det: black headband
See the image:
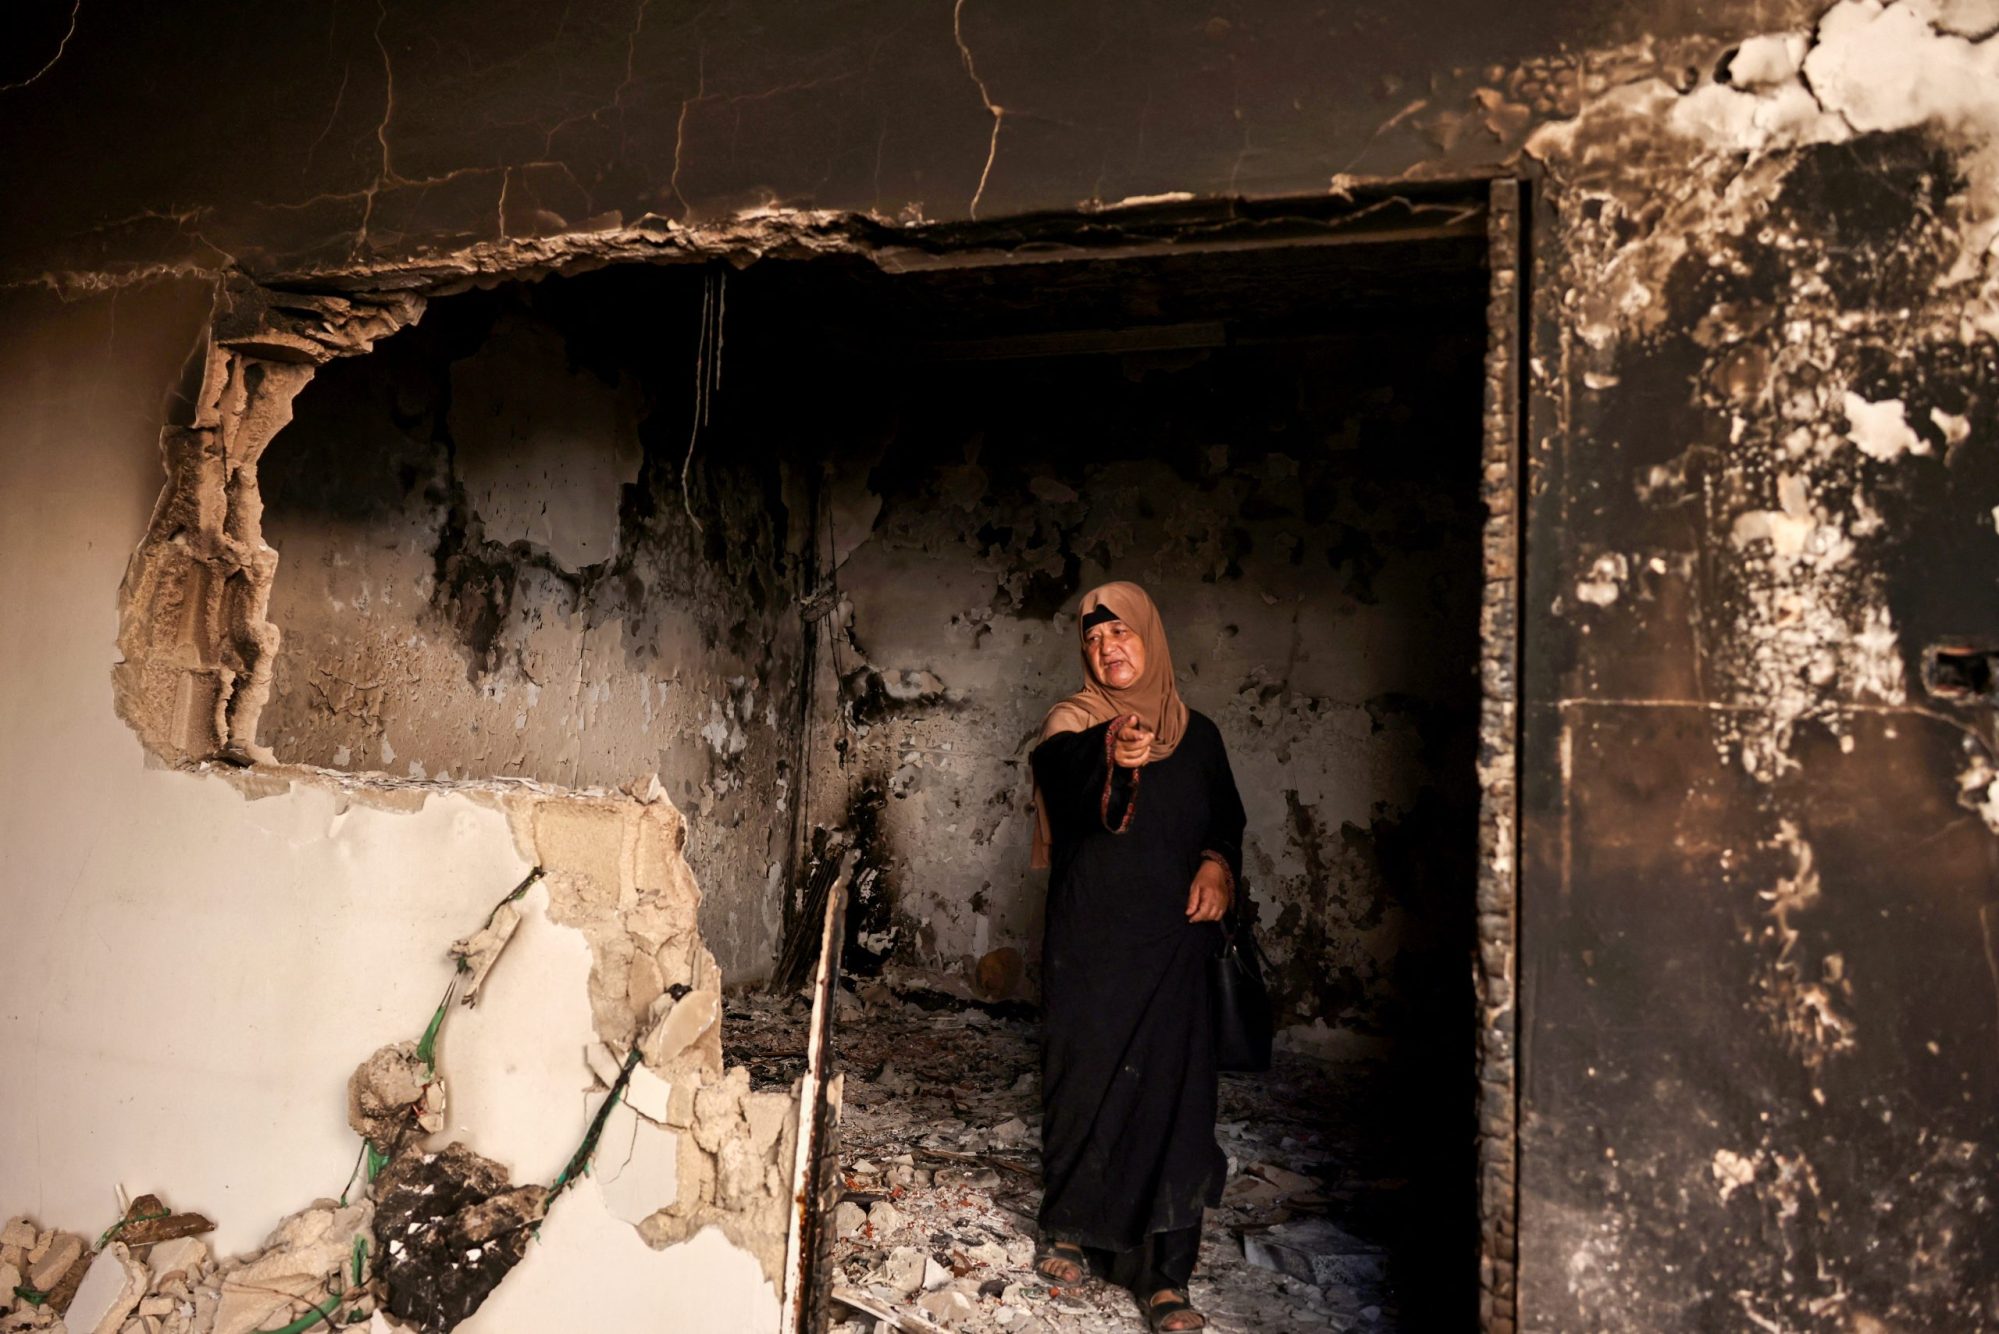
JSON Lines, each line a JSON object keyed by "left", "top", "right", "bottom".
{"left": 1081, "top": 604, "right": 1121, "bottom": 631}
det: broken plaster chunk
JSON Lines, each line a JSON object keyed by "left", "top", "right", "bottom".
{"left": 641, "top": 989, "right": 720, "bottom": 1072}
{"left": 0, "top": 1218, "right": 35, "bottom": 1250}
{"left": 142, "top": 1237, "right": 209, "bottom": 1286}
{"left": 623, "top": 1062, "right": 674, "bottom": 1123}
{"left": 690, "top": 1064, "right": 750, "bottom": 1153}
{"left": 64, "top": 1243, "right": 148, "bottom": 1334}
{"left": 449, "top": 901, "right": 525, "bottom": 1005}
{"left": 663, "top": 1131, "right": 716, "bottom": 1218}
{"left": 664, "top": 1070, "right": 700, "bottom": 1128}
{"left": 585, "top": 1041, "right": 624, "bottom": 1089}
{"left": 348, "top": 1040, "right": 443, "bottom": 1146}
{"left": 742, "top": 1091, "right": 793, "bottom": 1159}
{"left": 919, "top": 1287, "right": 978, "bottom": 1325}
{"left": 833, "top": 1201, "right": 868, "bottom": 1239}
{"left": 26, "top": 1232, "right": 84, "bottom": 1293}
{"left": 209, "top": 1200, "right": 372, "bottom": 1334}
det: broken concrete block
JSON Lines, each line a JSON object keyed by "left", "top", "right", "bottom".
{"left": 832, "top": 1201, "right": 867, "bottom": 1239}
{"left": 640, "top": 989, "right": 720, "bottom": 1069}
{"left": 348, "top": 1040, "right": 441, "bottom": 1146}
{"left": 374, "top": 1143, "right": 545, "bottom": 1332}
{"left": 64, "top": 1243, "right": 148, "bottom": 1334}
{"left": 869, "top": 1200, "right": 904, "bottom": 1236}
{"left": 27, "top": 1231, "right": 84, "bottom": 1293}
{"left": 922, "top": 1256, "right": 952, "bottom": 1290}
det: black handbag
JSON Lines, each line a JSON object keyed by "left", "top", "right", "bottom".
{"left": 1211, "top": 901, "right": 1273, "bottom": 1073}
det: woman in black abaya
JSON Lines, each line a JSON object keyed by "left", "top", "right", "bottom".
{"left": 1028, "top": 581, "right": 1245, "bottom": 1333}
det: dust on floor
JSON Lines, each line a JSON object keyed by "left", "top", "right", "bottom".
{"left": 725, "top": 987, "right": 1405, "bottom": 1333}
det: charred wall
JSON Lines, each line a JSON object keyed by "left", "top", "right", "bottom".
{"left": 256, "top": 269, "right": 809, "bottom": 979}
{"left": 1518, "top": 9, "right": 1999, "bottom": 1329}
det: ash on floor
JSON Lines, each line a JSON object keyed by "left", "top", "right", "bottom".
{"left": 725, "top": 987, "right": 1411, "bottom": 1333}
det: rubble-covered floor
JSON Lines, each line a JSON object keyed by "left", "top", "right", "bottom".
{"left": 727, "top": 987, "right": 1435, "bottom": 1334}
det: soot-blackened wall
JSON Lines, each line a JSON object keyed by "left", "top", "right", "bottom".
{"left": 257, "top": 270, "right": 810, "bottom": 980}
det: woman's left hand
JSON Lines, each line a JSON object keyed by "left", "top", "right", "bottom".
{"left": 1185, "top": 858, "right": 1232, "bottom": 922}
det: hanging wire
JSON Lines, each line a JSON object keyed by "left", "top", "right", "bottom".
{"left": 681, "top": 268, "right": 727, "bottom": 533}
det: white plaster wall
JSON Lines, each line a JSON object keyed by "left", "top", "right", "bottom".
{"left": 0, "top": 284, "right": 524, "bottom": 1255}
{"left": 0, "top": 285, "right": 783, "bottom": 1332}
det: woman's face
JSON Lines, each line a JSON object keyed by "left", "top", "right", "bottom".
{"left": 1084, "top": 617, "right": 1146, "bottom": 689}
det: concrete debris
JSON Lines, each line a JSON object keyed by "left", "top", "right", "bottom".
{"left": 105, "top": 1210, "right": 213, "bottom": 1251}
{"left": 639, "top": 988, "right": 720, "bottom": 1069}
{"left": 26, "top": 1232, "right": 84, "bottom": 1296}
{"left": 372, "top": 1142, "right": 546, "bottom": 1333}
{"left": 348, "top": 1041, "right": 446, "bottom": 1148}
{"left": 449, "top": 900, "right": 527, "bottom": 1006}
{"left": 725, "top": 988, "right": 1401, "bottom": 1332}
{"left": 194, "top": 1198, "right": 373, "bottom": 1334}
{"left": 63, "top": 1242, "right": 147, "bottom": 1334}
{"left": 0, "top": 1200, "right": 222, "bottom": 1334}
{"left": 141, "top": 1238, "right": 208, "bottom": 1287}
{"left": 1241, "top": 1220, "right": 1388, "bottom": 1291}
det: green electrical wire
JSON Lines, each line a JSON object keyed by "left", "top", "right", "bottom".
{"left": 97, "top": 1206, "right": 170, "bottom": 1248}
{"left": 351, "top": 1236, "right": 368, "bottom": 1287}
{"left": 252, "top": 1293, "right": 341, "bottom": 1334}
{"left": 548, "top": 1046, "right": 644, "bottom": 1198}
{"left": 415, "top": 978, "right": 455, "bottom": 1073}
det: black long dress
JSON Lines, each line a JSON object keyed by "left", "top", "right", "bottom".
{"left": 1030, "top": 710, "right": 1246, "bottom": 1254}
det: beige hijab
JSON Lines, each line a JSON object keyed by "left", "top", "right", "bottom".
{"left": 1030, "top": 582, "right": 1190, "bottom": 868}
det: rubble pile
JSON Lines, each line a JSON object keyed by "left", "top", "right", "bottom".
{"left": 1, "top": 1195, "right": 238, "bottom": 1334}
{"left": 725, "top": 986, "right": 1404, "bottom": 1333}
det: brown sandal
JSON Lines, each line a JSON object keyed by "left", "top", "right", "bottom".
{"left": 1034, "top": 1238, "right": 1086, "bottom": 1285}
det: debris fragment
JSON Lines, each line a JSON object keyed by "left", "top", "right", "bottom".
{"left": 372, "top": 1143, "right": 546, "bottom": 1333}
{"left": 347, "top": 1041, "right": 446, "bottom": 1149}
{"left": 449, "top": 868, "right": 544, "bottom": 1005}
{"left": 195, "top": 1198, "right": 372, "bottom": 1334}
{"left": 100, "top": 1196, "right": 213, "bottom": 1250}
{"left": 62, "top": 1242, "right": 146, "bottom": 1334}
